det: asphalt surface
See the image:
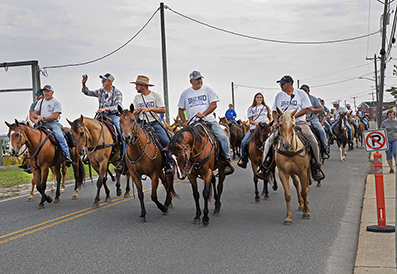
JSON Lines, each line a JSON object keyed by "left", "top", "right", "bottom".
{"left": 0, "top": 142, "right": 370, "bottom": 274}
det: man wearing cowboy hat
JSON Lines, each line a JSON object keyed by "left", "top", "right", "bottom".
{"left": 131, "top": 75, "right": 173, "bottom": 176}
{"left": 177, "top": 70, "right": 234, "bottom": 175}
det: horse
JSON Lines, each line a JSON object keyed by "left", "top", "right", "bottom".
{"left": 166, "top": 121, "right": 226, "bottom": 226}
{"left": 333, "top": 113, "right": 349, "bottom": 162}
{"left": 247, "top": 122, "right": 278, "bottom": 201}
{"left": 275, "top": 108, "right": 311, "bottom": 225}
{"left": 346, "top": 113, "right": 356, "bottom": 150}
{"left": 218, "top": 118, "right": 230, "bottom": 143}
{"left": 355, "top": 117, "right": 365, "bottom": 148}
{"left": 240, "top": 120, "right": 250, "bottom": 135}
{"left": 165, "top": 116, "right": 183, "bottom": 134}
{"left": 67, "top": 114, "right": 122, "bottom": 208}
{"left": 5, "top": 120, "right": 84, "bottom": 208}
{"left": 117, "top": 105, "right": 178, "bottom": 222}
{"left": 219, "top": 117, "right": 244, "bottom": 160}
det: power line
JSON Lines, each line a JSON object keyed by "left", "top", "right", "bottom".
{"left": 42, "top": 7, "right": 160, "bottom": 70}
{"left": 165, "top": 5, "right": 381, "bottom": 45}
{"left": 303, "top": 63, "right": 371, "bottom": 81}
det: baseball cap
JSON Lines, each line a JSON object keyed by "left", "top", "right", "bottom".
{"left": 43, "top": 85, "right": 54, "bottom": 92}
{"left": 99, "top": 73, "right": 115, "bottom": 82}
{"left": 300, "top": 84, "right": 310, "bottom": 91}
{"left": 333, "top": 101, "right": 339, "bottom": 105}
{"left": 276, "top": 75, "right": 294, "bottom": 84}
{"left": 36, "top": 89, "right": 44, "bottom": 96}
{"left": 189, "top": 71, "right": 204, "bottom": 80}
{"left": 346, "top": 104, "right": 350, "bottom": 107}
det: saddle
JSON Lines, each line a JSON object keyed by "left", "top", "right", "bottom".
{"left": 95, "top": 113, "right": 122, "bottom": 158}
{"left": 141, "top": 122, "right": 168, "bottom": 168}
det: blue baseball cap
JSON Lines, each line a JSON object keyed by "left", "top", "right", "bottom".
{"left": 277, "top": 75, "right": 294, "bottom": 84}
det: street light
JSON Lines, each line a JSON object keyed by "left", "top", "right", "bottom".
{"left": 358, "top": 76, "right": 375, "bottom": 82}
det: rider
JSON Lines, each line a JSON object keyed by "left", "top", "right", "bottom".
{"left": 346, "top": 104, "right": 358, "bottom": 137}
{"left": 319, "top": 98, "right": 333, "bottom": 135}
{"left": 255, "top": 75, "right": 325, "bottom": 182}
{"left": 32, "top": 85, "right": 73, "bottom": 167}
{"left": 300, "top": 85, "right": 329, "bottom": 158}
{"left": 331, "top": 101, "right": 353, "bottom": 147}
{"left": 237, "top": 92, "right": 271, "bottom": 168}
{"left": 81, "top": 73, "right": 126, "bottom": 171}
{"left": 356, "top": 105, "right": 369, "bottom": 129}
{"left": 225, "top": 104, "right": 238, "bottom": 124}
{"left": 131, "top": 75, "right": 173, "bottom": 176}
{"left": 177, "top": 70, "right": 234, "bottom": 175}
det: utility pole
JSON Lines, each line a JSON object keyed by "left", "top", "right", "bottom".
{"left": 351, "top": 96, "right": 358, "bottom": 110}
{"left": 378, "top": 0, "right": 389, "bottom": 129}
{"left": 160, "top": 3, "right": 170, "bottom": 124}
{"left": 231, "top": 82, "right": 235, "bottom": 110}
{"left": 369, "top": 91, "right": 375, "bottom": 102}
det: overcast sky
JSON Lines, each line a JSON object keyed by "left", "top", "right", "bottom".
{"left": 0, "top": 0, "right": 394, "bottom": 134}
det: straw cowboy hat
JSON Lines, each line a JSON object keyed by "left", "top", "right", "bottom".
{"left": 130, "top": 75, "right": 154, "bottom": 86}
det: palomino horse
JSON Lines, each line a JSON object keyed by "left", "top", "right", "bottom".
{"left": 118, "top": 105, "right": 178, "bottom": 222}
{"left": 248, "top": 122, "right": 278, "bottom": 201}
{"left": 219, "top": 117, "right": 244, "bottom": 160}
{"left": 6, "top": 121, "right": 84, "bottom": 208}
{"left": 67, "top": 114, "right": 122, "bottom": 208}
{"left": 355, "top": 117, "right": 365, "bottom": 148}
{"left": 275, "top": 108, "right": 311, "bottom": 225}
{"left": 334, "top": 113, "right": 349, "bottom": 162}
{"left": 166, "top": 121, "right": 226, "bottom": 226}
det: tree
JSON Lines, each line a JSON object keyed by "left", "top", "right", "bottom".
{"left": 386, "top": 65, "right": 397, "bottom": 97}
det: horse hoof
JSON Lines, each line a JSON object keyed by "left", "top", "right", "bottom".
{"left": 255, "top": 197, "right": 261, "bottom": 202}
{"left": 116, "top": 189, "right": 122, "bottom": 197}
{"left": 38, "top": 204, "right": 45, "bottom": 209}
{"left": 51, "top": 189, "right": 56, "bottom": 193}
{"left": 168, "top": 203, "right": 173, "bottom": 209}
{"left": 54, "top": 198, "right": 60, "bottom": 203}
{"left": 261, "top": 191, "right": 266, "bottom": 195}
{"left": 193, "top": 218, "right": 201, "bottom": 225}
{"left": 139, "top": 216, "right": 146, "bottom": 223}
{"left": 284, "top": 220, "right": 292, "bottom": 226}
{"left": 298, "top": 206, "right": 303, "bottom": 211}
{"left": 60, "top": 188, "right": 64, "bottom": 193}
{"left": 272, "top": 185, "right": 278, "bottom": 191}
{"left": 124, "top": 193, "right": 130, "bottom": 198}
{"left": 213, "top": 209, "right": 220, "bottom": 216}
{"left": 202, "top": 219, "right": 210, "bottom": 226}
{"left": 92, "top": 203, "right": 99, "bottom": 209}
{"left": 263, "top": 196, "right": 270, "bottom": 201}
{"left": 162, "top": 208, "right": 169, "bottom": 215}
{"left": 46, "top": 196, "right": 53, "bottom": 204}
{"left": 303, "top": 213, "right": 310, "bottom": 219}
{"left": 27, "top": 197, "right": 34, "bottom": 202}
{"left": 105, "top": 197, "right": 112, "bottom": 203}
{"left": 72, "top": 195, "right": 78, "bottom": 200}
{"left": 317, "top": 182, "right": 321, "bottom": 187}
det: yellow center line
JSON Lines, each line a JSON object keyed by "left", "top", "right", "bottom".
{"left": 0, "top": 179, "right": 186, "bottom": 244}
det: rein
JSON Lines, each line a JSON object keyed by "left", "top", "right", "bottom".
{"left": 275, "top": 126, "right": 308, "bottom": 158}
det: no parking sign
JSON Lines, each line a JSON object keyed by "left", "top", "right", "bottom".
{"left": 363, "top": 129, "right": 389, "bottom": 152}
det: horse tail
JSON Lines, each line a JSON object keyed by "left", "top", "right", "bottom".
{"left": 76, "top": 157, "right": 86, "bottom": 188}
{"left": 168, "top": 178, "right": 180, "bottom": 199}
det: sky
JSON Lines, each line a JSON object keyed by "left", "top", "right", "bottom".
{"left": 0, "top": 0, "right": 395, "bottom": 134}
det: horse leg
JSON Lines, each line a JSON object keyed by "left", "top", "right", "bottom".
{"left": 50, "top": 169, "right": 56, "bottom": 193}
{"left": 150, "top": 174, "right": 168, "bottom": 214}
{"left": 300, "top": 171, "right": 310, "bottom": 219}
{"left": 135, "top": 180, "right": 146, "bottom": 222}
{"left": 253, "top": 174, "right": 261, "bottom": 202}
{"left": 103, "top": 176, "right": 111, "bottom": 203}
{"left": 339, "top": 145, "right": 344, "bottom": 162}
{"left": 28, "top": 177, "right": 35, "bottom": 202}
{"left": 291, "top": 174, "right": 303, "bottom": 211}
{"left": 161, "top": 172, "right": 173, "bottom": 209}
{"left": 213, "top": 174, "right": 225, "bottom": 216}
{"left": 61, "top": 163, "right": 67, "bottom": 193}
{"left": 54, "top": 165, "right": 62, "bottom": 203}
{"left": 116, "top": 172, "right": 122, "bottom": 197}
{"left": 190, "top": 177, "right": 201, "bottom": 224}
{"left": 37, "top": 168, "right": 52, "bottom": 209}
{"left": 272, "top": 172, "right": 278, "bottom": 191}
{"left": 124, "top": 173, "right": 131, "bottom": 198}
{"left": 279, "top": 171, "right": 292, "bottom": 225}
{"left": 201, "top": 173, "right": 212, "bottom": 226}
{"left": 93, "top": 177, "right": 103, "bottom": 208}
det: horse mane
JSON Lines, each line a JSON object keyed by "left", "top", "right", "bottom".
{"left": 251, "top": 122, "right": 270, "bottom": 141}
{"left": 169, "top": 123, "right": 206, "bottom": 150}
{"left": 71, "top": 119, "right": 81, "bottom": 133}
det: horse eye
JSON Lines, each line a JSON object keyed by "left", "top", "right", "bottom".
{"left": 15, "top": 133, "right": 19, "bottom": 138}
{"left": 80, "top": 132, "right": 84, "bottom": 137}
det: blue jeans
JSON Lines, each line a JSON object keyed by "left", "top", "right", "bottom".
{"left": 44, "top": 121, "right": 70, "bottom": 158}
{"left": 386, "top": 140, "right": 397, "bottom": 160}
{"left": 209, "top": 121, "right": 231, "bottom": 159}
{"left": 350, "top": 119, "right": 357, "bottom": 136}
{"left": 241, "top": 130, "right": 252, "bottom": 154}
{"left": 324, "top": 120, "right": 332, "bottom": 133}
{"left": 140, "top": 121, "right": 171, "bottom": 163}
{"left": 311, "top": 119, "right": 328, "bottom": 150}
{"left": 108, "top": 114, "right": 126, "bottom": 155}
{"left": 331, "top": 119, "right": 352, "bottom": 139}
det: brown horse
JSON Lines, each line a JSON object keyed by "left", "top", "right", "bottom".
{"left": 355, "top": 117, "right": 365, "bottom": 148}
{"left": 6, "top": 121, "right": 84, "bottom": 208}
{"left": 275, "top": 108, "right": 311, "bottom": 225}
{"left": 219, "top": 117, "right": 244, "bottom": 159}
{"left": 240, "top": 120, "right": 250, "bottom": 135}
{"left": 333, "top": 113, "right": 349, "bottom": 162}
{"left": 346, "top": 113, "right": 355, "bottom": 150}
{"left": 118, "top": 105, "right": 178, "bottom": 222}
{"left": 67, "top": 114, "right": 122, "bottom": 208}
{"left": 248, "top": 122, "right": 278, "bottom": 201}
{"left": 166, "top": 121, "right": 226, "bottom": 226}
{"left": 165, "top": 116, "right": 183, "bottom": 134}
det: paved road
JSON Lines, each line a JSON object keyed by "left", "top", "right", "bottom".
{"left": 0, "top": 142, "right": 370, "bottom": 273}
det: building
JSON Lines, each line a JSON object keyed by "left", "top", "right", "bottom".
{"left": 358, "top": 100, "right": 397, "bottom": 120}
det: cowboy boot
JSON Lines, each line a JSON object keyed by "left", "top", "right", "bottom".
{"left": 18, "top": 158, "right": 29, "bottom": 169}
{"left": 223, "top": 158, "right": 235, "bottom": 175}
{"left": 114, "top": 157, "right": 127, "bottom": 175}
{"left": 312, "top": 163, "right": 325, "bottom": 182}
{"left": 237, "top": 146, "right": 249, "bottom": 169}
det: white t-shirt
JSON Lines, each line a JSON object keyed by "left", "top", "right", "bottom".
{"left": 247, "top": 105, "right": 269, "bottom": 130}
{"left": 333, "top": 106, "right": 347, "bottom": 121}
{"left": 133, "top": 91, "right": 165, "bottom": 123}
{"left": 34, "top": 98, "right": 62, "bottom": 122}
{"left": 178, "top": 85, "right": 219, "bottom": 123}
{"left": 271, "top": 88, "right": 311, "bottom": 122}
{"left": 347, "top": 108, "right": 355, "bottom": 116}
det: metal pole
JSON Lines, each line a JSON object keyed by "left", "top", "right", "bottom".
{"left": 231, "top": 82, "right": 235, "bottom": 110}
{"left": 160, "top": 3, "right": 170, "bottom": 125}
{"left": 31, "top": 61, "right": 39, "bottom": 103}
{"left": 352, "top": 96, "right": 358, "bottom": 110}
{"left": 0, "top": 139, "right": 3, "bottom": 166}
{"left": 379, "top": 0, "right": 389, "bottom": 129}
{"left": 374, "top": 54, "right": 379, "bottom": 127}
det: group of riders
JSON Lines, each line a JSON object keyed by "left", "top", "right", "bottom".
{"left": 19, "top": 71, "right": 370, "bottom": 183}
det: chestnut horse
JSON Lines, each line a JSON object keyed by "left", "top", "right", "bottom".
{"left": 275, "top": 108, "right": 311, "bottom": 225}
{"left": 118, "top": 105, "right": 178, "bottom": 222}
{"left": 6, "top": 121, "right": 84, "bottom": 208}
{"left": 67, "top": 114, "right": 122, "bottom": 208}
{"left": 219, "top": 117, "right": 244, "bottom": 160}
{"left": 355, "top": 117, "right": 365, "bottom": 148}
{"left": 166, "top": 121, "right": 226, "bottom": 226}
{"left": 248, "top": 122, "right": 278, "bottom": 201}
{"left": 334, "top": 113, "right": 349, "bottom": 162}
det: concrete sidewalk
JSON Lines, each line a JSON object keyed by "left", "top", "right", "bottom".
{"left": 354, "top": 151, "right": 397, "bottom": 273}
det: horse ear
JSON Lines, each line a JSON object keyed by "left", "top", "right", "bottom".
{"left": 117, "top": 105, "right": 123, "bottom": 115}
{"left": 291, "top": 107, "right": 298, "bottom": 117}
{"left": 15, "top": 119, "right": 19, "bottom": 126}
{"left": 129, "top": 103, "right": 135, "bottom": 113}
{"left": 5, "top": 121, "right": 11, "bottom": 128}
{"left": 276, "top": 107, "right": 283, "bottom": 116}
{"left": 79, "top": 115, "right": 84, "bottom": 123}
{"left": 66, "top": 118, "right": 73, "bottom": 126}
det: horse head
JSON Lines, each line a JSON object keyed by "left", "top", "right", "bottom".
{"left": 276, "top": 107, "right": 298, "bottom": 152}
{"left": 219, "top": 117, "right": 230, "bottom": 125}
{"left": 257, "top": 122, "right": 271, "bottom": 143}
{"left": 67, "top": 115, "right": 88, "bottom": 156}
{"left": 5, "top": 120, "right": 26, "bottom": 156}
{"left": 118, "top": 104, "right": 138, "bottom": 145}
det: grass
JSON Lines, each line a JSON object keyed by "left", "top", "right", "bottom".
{"left": 0, "top": 164, "right": 115, "bottom": 189}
